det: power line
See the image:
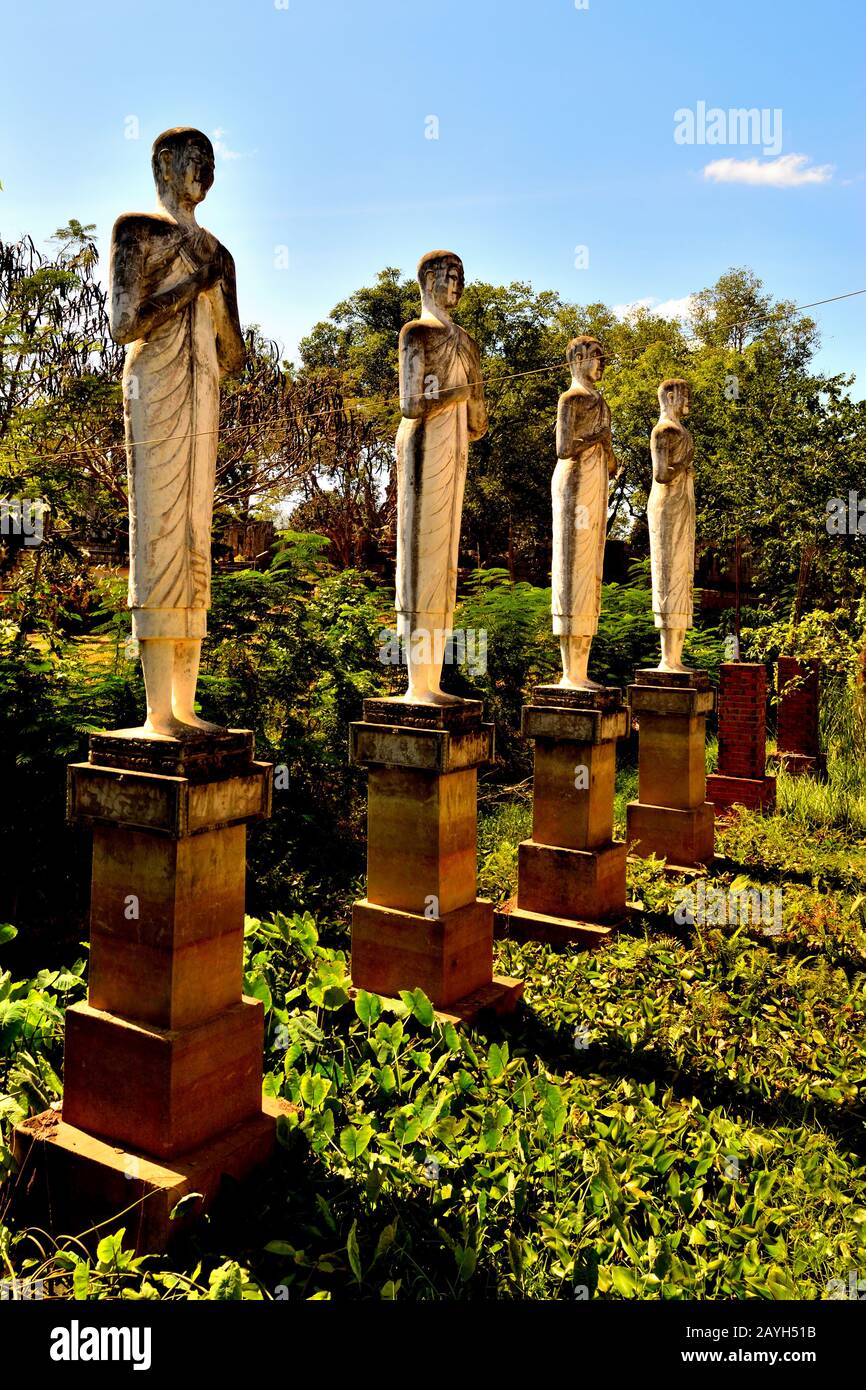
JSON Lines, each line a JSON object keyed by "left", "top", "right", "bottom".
{"left": 776, "top": 288, "right": 866, "bottom": 313}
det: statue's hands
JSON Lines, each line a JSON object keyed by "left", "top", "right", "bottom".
{"left": 194, "top": 248, "right": 226, "bottom": 293}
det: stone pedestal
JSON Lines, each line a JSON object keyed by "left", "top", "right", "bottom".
{"left": 627, "top": 671, "right": 716, "bottom": 870}
{"left": 497, "top": 686, "right": 629, "bottom": 947}
{"left": 771, "top": 656, "right": 826, "bottom": 777}
{"left": 706, "top": 662, "right": 776, "bottom": 814}
{"left": 13, "top": 728, "right": 288, "bottom": 1252}
{"left": 350, "top": 700, "right": 522, "bottom": 1021}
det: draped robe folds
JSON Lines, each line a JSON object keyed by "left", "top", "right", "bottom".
{"left": 648, "top": 424, "right": 695, "bottom": 629}
{"left": 395, "top": 323, "right": 479, "bottom": 628}
{"left": 123, "top": 232, "right": 220, "bottom": 641}
{"left": 551, "top": 393, "right": 610, "bottom": 637}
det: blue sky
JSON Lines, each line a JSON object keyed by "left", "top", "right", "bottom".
{"left": 1, "top": 0, "right": 864, "bottom": 388}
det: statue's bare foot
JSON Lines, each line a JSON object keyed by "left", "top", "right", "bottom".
{"left": 656, "top": 662, "right": 693, "bottom": 675}
{"left": 558, "top": 675, "right": 605, "bottom": 691}
{"left": 141, "top": 714, "right": 194, "bottom": 739}
{"left": 399, "top": 687, "right": 462, "bottom": 706}
{"left": 172, "top": 711, "right": 225, "bottom": 734}
{"left": 427, "top": 689, "right": 462, "bottom": 706}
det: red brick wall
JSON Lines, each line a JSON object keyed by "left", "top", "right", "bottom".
{"left": 716, "top": 663, "right": 767, "bottom": 779}
{"left": 776, "top": 657, "right": 821, "bottom": 758}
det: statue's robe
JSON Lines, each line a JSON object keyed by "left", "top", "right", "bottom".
{"left": 118, "top": 216, "right": 222, "bottom": 641}
{"left": 648, "top": 422, "right": 695, "bottom": 629}
{"left": 395, "top": 322, "right": 481, "bottom": 628}
{"left": 551, "top": 392, "right": 610, "bottom": 637}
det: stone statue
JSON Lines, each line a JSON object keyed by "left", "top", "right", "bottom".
{"left": 395, "top": 250, "right": 487, "bottom": 703}
{"left": 109, "top": 127, "right": 245, "bottom": 736}
{"left": 649, "top": 378, "right": 695, "bottom": 672}
{"left": 551, "top": 336, "right": 617, "bottom": 688}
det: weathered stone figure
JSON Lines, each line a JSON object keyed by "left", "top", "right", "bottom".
{"left": 551, "top": 336, "right": 617, "bottom": 687}
{"left": 395, "top": 251, "right": 488, "bottom": 703}
{"left": 649, "top": 378, "right": 695, "bottom": 672}
{"left": 109, "top": 127, "right": 245, "bottom": 734}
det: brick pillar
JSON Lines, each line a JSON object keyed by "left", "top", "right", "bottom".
{"left": 775, "top": 657, "right": 824, "bottom": 774}
{"left": 707, "top": 663, "right": 776, "bottom": 813}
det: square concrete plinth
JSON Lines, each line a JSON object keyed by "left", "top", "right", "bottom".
{"left": 495, "top": 896, "right": 618, "bottom": 948}
{"left": 364, "top": 765, "right": 480, "bottom": 916}
{"left": 635, "top": 713, "right": 709, "bottom": 811}
{"left": 87, "top": 823, "right": 247, "bottom": 1030}
{"left": 628, "top": 672, "right": 715, "bottom": 813}
{"left": 517, "top": 839, "right": 627, "bottom": 923}
{"left": 627, "top": 800, "right": 715, "bottom": 869}
{"left": 529, "top": 739, "right": 617, "bottom": 851}
{"left": 68, "top": 744, "right": 272, "bottom": 1032}
{"left": 521, "top": 690, "right": 629, "bottom": 854}
{"left": 62, "top": 997, "right": 265, "bottom": 1160}
{"left": 351, "top": 897, "right": 498, "bottom": 1007}
{"left": 350, "top": 700, "right": 517, "bottom": 1016}
{"left": 13, "top": 1097, "right": 289, "bottom": 1254}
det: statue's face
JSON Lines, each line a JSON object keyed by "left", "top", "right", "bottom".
{"left": 428, "top": 260, "right": 463, "bottom": 310}
{"left": 160, "top": 139, "right": 214, "bottom": 204}
{"left": 584, "top": 345, "right": 605, "bottom": 382}
{"left": 574, "top": 344, "right": 604, "bottom": 382}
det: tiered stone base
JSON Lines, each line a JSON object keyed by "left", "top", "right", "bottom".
{"left": 627, "top": 671, "right": 716, "bottom": 870}
{"left": 495, "top": 897, "right": 617, "bottom": 948}
{"left": 499, "top": 686, "right": 628, "bottom": 946}
{"left": 627, "top": 800, "right": 716, "bottom": 869}
{"left": 14, "top": 1098, "right": 289, "bottom": 1255}
{"left": 350, "top": 700, "right": 522, "bottom": 1022}
{"left": 13, "top": 728, "right": 279, "bottom": 1251}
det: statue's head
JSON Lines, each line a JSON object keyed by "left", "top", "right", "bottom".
{"left": 417, "top": 250, "right": 464, "bottom": 312}
{"left": 567, "top": 336, "right": 605, "bottom": 383}
{"left": 151, "top": 127, "right": 215, "bottom": 207}
{"left": 658, "top": 377, "right": 690, "bottom": 417}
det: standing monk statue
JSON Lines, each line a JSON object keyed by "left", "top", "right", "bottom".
{"left": 109, "top": 126, "right": 245, "bottom": 735}
{"left": 395, "top": 250, "right": 488, "bottom": 704}
{"left": 551, "top": 336, "right": 617, "bottom": 688}
{"left": 648, "top": 378, "right": 695, "bottom": 672}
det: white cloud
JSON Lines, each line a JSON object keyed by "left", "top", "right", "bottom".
{"left": 212, "top": 127, "right": 242, "bottom": 161}
{"left": 702, "top": 153, "right": 833, "bottom": 187}
{"left": 611, "top": 296, "right": 655, "bottom": 318}
{"left": 653, "top": 295, "right": 697, "bottom": 320}
{"left": 612, "top": 295, "right": 696, "bottom": 323}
